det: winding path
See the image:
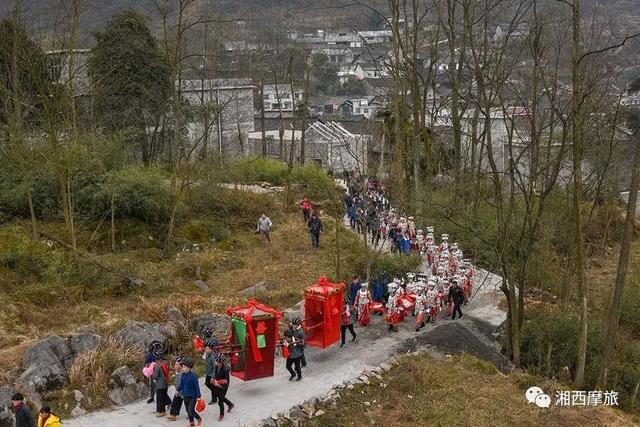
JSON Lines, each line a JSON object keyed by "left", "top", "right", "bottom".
{"left": 66, "top": 183, "right": 507, "bottom": 426}
{"left": 65, "top": 267, "right": 505, "bottom": 427}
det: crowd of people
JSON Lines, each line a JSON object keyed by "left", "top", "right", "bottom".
{"left": 344, "top": 179, "right": 430, "bottom": 254}
{"left": 341, "top": 176, "right": 477, "bottom": 333}
{"left": 8, "top": 177, "right": 478, "bottom": 427}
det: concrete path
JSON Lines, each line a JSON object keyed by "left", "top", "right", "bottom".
{"left": 219, "top": 183, "right": 285, "bottom": 194}
{"left": 64, "top": 269, "right": 506, "bottom": 427}
{"left": 65, "top": 187, "right": 506, "bottom": 427}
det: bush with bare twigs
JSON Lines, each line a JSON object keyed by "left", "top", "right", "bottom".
{"left": 68, "top": 336, "right": 141, "bottom": 410}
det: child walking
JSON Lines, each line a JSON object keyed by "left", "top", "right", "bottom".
{"left": 153, "top": 351, "right": 171, "bottom": 417}
{"left": 177, "top": 358, "right": 203, "bottom": 427}
{"left": 167, "top": 356, "right": 185, "bottom": 421}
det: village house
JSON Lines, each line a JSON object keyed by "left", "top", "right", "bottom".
{"left": 180, "top": 78, "right": 256, "bottom": 157}
{"left": 262, "top": 84, "right": 304, "bottom": 112}
{"left": 340, "top": 97, "right": 385, "bottom": 119}
{"left": 246, "top": 129, "right": 303, "bottom": 159}
{"left": 45, "top": 48, "right": 92, "bottom": 96}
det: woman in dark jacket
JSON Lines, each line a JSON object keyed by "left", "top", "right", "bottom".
{"left": 211, "top": 354, "right": 234, "bottom": 421}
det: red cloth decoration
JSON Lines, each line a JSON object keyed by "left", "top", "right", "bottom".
{"left": 193, "top": 336, "right": 204, "bottom": 353}
{"left": 256, "top": 321, "right": 267, "bottom": 334}
{"left": 303, "top": 276, "right": 346, "bottom": 348}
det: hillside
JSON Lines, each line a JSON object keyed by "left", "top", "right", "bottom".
{"left": 305, "top": 353, "right": 640, "bottom": 427}
{"left": 3, "top": 0, "right": 387, "bottom": 46}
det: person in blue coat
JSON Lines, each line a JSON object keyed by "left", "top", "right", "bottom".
{"left": 349, "top": 276, "right": 361, "bottom": 304}
{"left": 347, "top": 204, "right": 357, "bottom": 229}
{"left": 177, "top": 358, "right": 203, "bottom": 427}
{"left": 401, "top": 233, "right": 411, "bottom": 253}
{"left": 372, "top": 275, "right": 385, "bottom": 302}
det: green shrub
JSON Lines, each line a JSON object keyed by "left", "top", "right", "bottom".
{"left": 91, "top": 165, "right": 174, "bottom": 224}
{"left": 178, "top": 219, "right": 228, "bottom": 242}
{"left": 0, "top": 227, "right": 51, "bottom": 283}
{"left": 621, "top": 275, "right": 640, "bottom": 336}
{"left": 226, "top": 156, "right": 289, "bottom": 185}
{"left": 187, "top": 184, "right": 280, "bottom": 229}
{"left": 520, "top": 307, "right": 640, "bottom": 411}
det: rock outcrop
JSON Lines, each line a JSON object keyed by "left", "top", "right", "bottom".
{"left": 115, "top": 320, "right": 172, "bottom": 350}
{"left": 17, "top": 335, "right": 75, "bottom": 393}
{"left": 190, "top": 313, "right": 228, "bottom": 336}
{"left": 107, "top": 366, "right": 148, "bottom": 406}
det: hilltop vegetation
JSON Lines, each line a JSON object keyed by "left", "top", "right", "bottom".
{"left": 306, "top": 353, "right": 640, "bottom": 426}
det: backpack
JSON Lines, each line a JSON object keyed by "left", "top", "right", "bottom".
{"left": 142, "top": 361, "right": 156, "bottom": 378}
{"left": 160, "top": 361, "right": 170, "bottom": 382}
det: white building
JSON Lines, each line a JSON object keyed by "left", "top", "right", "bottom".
{"left": 45, "top": 48, "right": 92, "bottom": 96}
{"left": 263, "top": 84, "right": 304, "bottom": 112}
{"left": 341, "top": 97, "right": 382, "bottom": 119}
{"left": 431, "top": 106, "right": 533, "bottom": 175}
{"left": 247, "top": 129, "right": 303, "bottom": 159}
{"left": 180, "top": 79, "right": 255, "bottom": 156}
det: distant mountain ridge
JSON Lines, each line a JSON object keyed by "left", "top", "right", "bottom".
{"left": 2, "top": 0, "right": 639, "bottom": 47}
{"left": 3, "top": 0, "right": 383, "bottom": 47}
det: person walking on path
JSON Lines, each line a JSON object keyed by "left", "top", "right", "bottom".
{"left": 284, "top": 318, "right": 306, "bottom": 381}
{"left": 348, "top": 276, "right": 361, "bottom": 305}
{"left": 11, "top": 393, "right": 35, "bottom": 427}
{"left": 152, "top": 351, "right": 171, "bottom": 417}
{"left": 299, "top": 196, "right": 312, "bottom": 222}
{"left": 256, "top": 214, "right": 273, "bottom": 244}
{"left": 347, "top": 204, "right": 357, "bottom": 230}
{"left": 177, "top": 358, "right": 203, "bottom": 427}
{"left": 211, "top": 354, "right": 235, "bottom": 422}
{"left": 144, "top": 340, "right": 161, "bottom": 404}
{"left": 449, "top": 281, "right": 465, "bottom": 320}
{"left": 167, "top": 356, "right": 185, "bottom": 421}
{"left": 203, "top": 340, "right": 218, "bottom": 405}
{"left": 37, "top": 406, "right": 61, "bottom": 427}
{"left": 307, "top": 212, "right": 323, "bottom": 249}
{"left": 340, "top": 298, "right": 357, "bottom": 348}
{"left": 354, "top": 282, "right": 372, "bottom": 326}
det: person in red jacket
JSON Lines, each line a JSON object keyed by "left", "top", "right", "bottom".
{"left": 340, "top": 298, "right": 357, "bottom": 348}
{"left": 299, "top": 196, "right": 312, "bottom": 222}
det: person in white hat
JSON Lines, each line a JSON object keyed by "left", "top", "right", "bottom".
{"left": 354, "top": 282, "right": 372, "bottom": 326}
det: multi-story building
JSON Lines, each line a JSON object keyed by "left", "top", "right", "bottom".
{"left": 262, "top": 84, "right": 304, "bottom": 112}
{"left": 45, "top": 48, "right": 92, "bottom": 96}
{"left": 180, "top": 78, "right": 256, "bottom": 157}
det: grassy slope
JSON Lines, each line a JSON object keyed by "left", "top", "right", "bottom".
{"left": 0, "top": 208, "right": 351, "bottom": 378}
{"left": 307, "top": 353, "right": 640, "bottom": 427}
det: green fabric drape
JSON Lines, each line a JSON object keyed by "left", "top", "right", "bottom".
{"left": 232, "top": 318, "right": 247, "bottom": 350}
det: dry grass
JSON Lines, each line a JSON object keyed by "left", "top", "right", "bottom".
{"left": 306, "top": 353, "right": 639, "bottom": 427}
{"left": 0, "top": 213, "right": 347, "bottom": 380}
{"left": 585, "top": 241, "right": 640, "bottom": 316}
{"left": 68, "top": 336, "right": 141, "bottom": 410}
